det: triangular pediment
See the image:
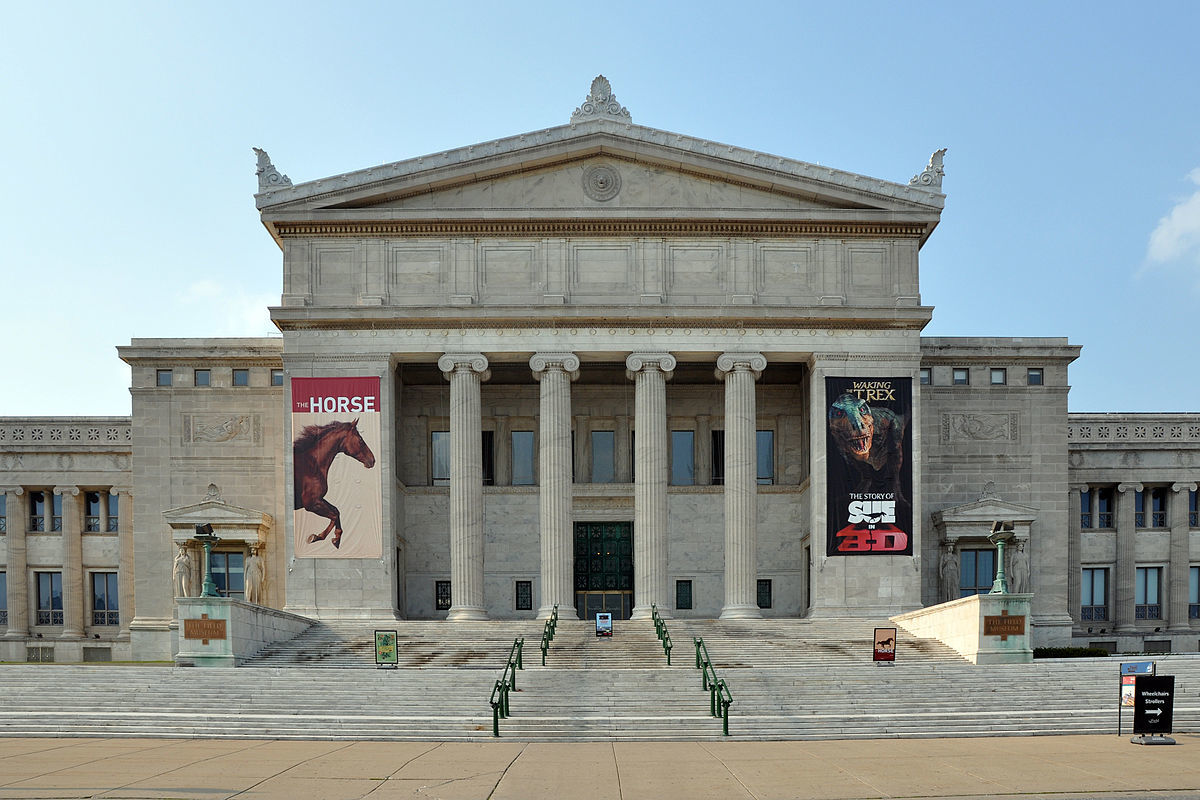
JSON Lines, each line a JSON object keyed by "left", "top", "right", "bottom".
{"left": 933, "top": 498, "right": 1039, "bottom": 526}
{"left": 163, "top": 485, "right": 273, "bottom": 545}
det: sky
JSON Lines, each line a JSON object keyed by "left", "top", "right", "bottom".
{"left": 2, "top": 1, "right": 1198, "bottom": 416}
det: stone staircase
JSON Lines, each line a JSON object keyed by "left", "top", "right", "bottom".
{"left": 1, "top": 616, "right": 1198, "bottom": 741}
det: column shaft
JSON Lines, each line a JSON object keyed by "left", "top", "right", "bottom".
{"left": 58, "top": 487, "right": 84, "bottom": 638}
{"left": 1168, "top": 483, "right": 1194, "bottom": 631}
{"left": 627, "top": 353, "right": 675, "bottom": 619}
{"left": 1067, "top": 485, "right": 1084, "bottom": 627}
{"left": 3, "top": 489, "right": 28, "bottom": 637}
{"left": 116, "top": 489, "right": 134, "bottom": 640}
{"left": 531, "top": 354, "right": 579, "bottom": 618}
{"left": 718, "top": 354, "right": 765, "bottom": 619}
{"left": 1114, "top": 483, "right": 1139, "bottom": 633}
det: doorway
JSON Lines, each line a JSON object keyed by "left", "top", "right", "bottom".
{"left": 573, "top": 521, "right": 633, "bottom": 620}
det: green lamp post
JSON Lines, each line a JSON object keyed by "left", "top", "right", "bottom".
{"left": 194, "top": 523, "right": 221, "bottom": 598}
{"left": 988, "top": 520, "right": 1015, "bottom": 594}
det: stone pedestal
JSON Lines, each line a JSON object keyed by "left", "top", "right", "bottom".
{"left": 531, "top": 353, "right": 579, "bottom": 619}
{"left": 626, "top": 353, "right": 675, "bottom": 619}
{"left": 717, "top": 353, "right": 766, "bottom": 619}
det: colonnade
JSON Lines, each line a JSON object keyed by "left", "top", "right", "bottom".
{"left": 437, "top": 351, "right": 767, "bottom": 620}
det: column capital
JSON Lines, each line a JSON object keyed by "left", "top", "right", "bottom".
{"left": 716, "top": 352, "right": 767, "bottom": 381}
{"left": 1117, "top": 482, "right": 1143, "bottom": 494}
{"left": 1171, "top": 482, "right": 1197, "bottom": 494}
{"left": 438, "top": 353, "right": 490, "bottom": 381}
{"left": 529, "top": 352, "right": 580, "bottom": 381}
{"left": 1068, "top": 483, "right": 1089, "bottom": 493}
{"left": 108, "top": 486, "right": 132, "bottom": 496}
{"left": 0, "top": 486, "right": 23, "bottom": 495}
{"left": 625, "top": 352, "right": 676, "bottom": 380}
{"left": 53, "top": 486, "right": 80, "bottom": 497}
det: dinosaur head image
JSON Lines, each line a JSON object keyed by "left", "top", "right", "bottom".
{"left": 828, "top": 393, "right": 874, "bottom": 461}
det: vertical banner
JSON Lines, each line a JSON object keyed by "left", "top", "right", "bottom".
{"left": 826, "top": 377, "right": 913, "bottom": 556}
{"left": 291, "top": 377, "right": 382, "bottom": 558}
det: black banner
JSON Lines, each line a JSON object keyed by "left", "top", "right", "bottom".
{"left": 825, "top": 377, "right": 913, "bottom": 556}
{"left": 1133, "top": 675, "right": 1174, "bottom": 735}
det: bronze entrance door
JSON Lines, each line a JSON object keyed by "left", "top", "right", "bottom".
{"left": 574, "top": 521, "right": 633, "bottom": 620}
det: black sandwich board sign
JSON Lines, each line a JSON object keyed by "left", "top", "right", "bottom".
{"left": 1132, "top": 674, "right": 1175, "bottom": 738}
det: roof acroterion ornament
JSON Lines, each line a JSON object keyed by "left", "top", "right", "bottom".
{"left": 253, "top": 147, "right": 292, "bottom": 192}
{"left": 909, "top": 148, "right": 947, "bottom": 191}
{"left": 571, "top": 75, "right": 632, "bottom": 123}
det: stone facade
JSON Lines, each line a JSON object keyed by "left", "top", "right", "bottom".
{"left": 2, "top": 79, "right": 1198, "bottom": 661}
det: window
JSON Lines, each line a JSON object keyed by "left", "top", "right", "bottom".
{"left": 1190, "top": 566, "right": 1199, "bottom": 619}
{"left": 1095, "top": 488, "right": 1113, "bottom": 528}
{"left": 1136, "top": 566, "right": 1162, "bottom": 620}
{"left": 711, "top": 430, "right": 725, "bottom": 485}
{"left": 28, "top": 491, "right": 62, "bottom": 532}
{"left": 210, "top": 552, "right": 244, "bottom": 599}
{"left": 591, "top": 431, "right": 615, "bottom": 483}
{"left": 670, "top": 430, "right": 695, "bottom": 486}
{"left": 91, "top": 572, "right": 119, "bottom": 626}
{"left": 676, "top": 580, "right": 693, "bottom": 610}
{"left": 0, "top": 571, "right": 6, "bottom": 626}
{"left": 84, "top": 491, "right": 103, "bottom": 532}
{"left": 194, "top": 369, "right": 210, "bottom": 387}
{"left": 0, "top": 494, "right": 6, "bottom": 533}
{"left": 156, "top": 369, "right": 172, "bottom": 387}
{"left": 919, "top": 367, "right": 931, "bottom": 385}
{"left": 83, "top": 491, "right": 117, "bottom": 533}
{"left": 271, "top": 369, "right": 284, "bottom": 386}
{"left": 959, "top": 549, "right": 996, "bottom": 597}
{"left": 1027, "top": 368, "right": 1044, "bottom": 386}
{"left": 515, "top": 580, "right": 533, "bottom": 611}
{"left": 990, "top": 368, "right": 1007, "bottom": 385}
{"left": 1135, "top": 490, "right": 1145, "bottom": 528}
{"left": 511, "top": 431, "right": 535, "bottom": 486}
{"left": 36, "top": 572, "right": 63, "bottom": 625}
{"left": 756, "top": 579, "right": 773, "bottom": 609}
{"left": 757, "top": 430, "right": 774, "bottom": 485}
{"left": 1190, "top": 490, "right": 1197, "bottom": 527}
{"left": 481, "top": 430, "right": 495, "bottom": 486}
{"left": 435, "top": 580, "right": 452, "bottom": 611}
{"left": 952, "top": 368, "right": 969, "bottom": 385}
{"left": 1081, "top": 568, "right": 1108, "bottom": 621}
{"left": 106, "top": 492, "right": 119, "bottom": 532}
{"left": 431, "top": 431, "right": 450, "bottom": 486}
{"left": 232, "top": 368, "right": 250, "bottom": 387}
{"left": 1150, "top": 488, "right": 1167, "bottom": 528}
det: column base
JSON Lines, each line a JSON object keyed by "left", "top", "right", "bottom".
{"left": 3, "top": 630, "right": 30, "bottom": 639}
{"left": 447, "top": 605, "right": 489, "bottom": 621}
{"left": 59, "top": 630, "right": 85, "bottom": 640}
{"left": 536, "top": 604, "right": 570, "bottom": 620}
{"left": 630, "top": 605, "right": 654, "bottom": 620}
{"left": 719, "top": 604, "right": 763, "bottom": 620}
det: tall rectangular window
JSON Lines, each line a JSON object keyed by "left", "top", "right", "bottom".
{"left": 1135, "top": 490, "right": 1146, "bottom": 528}
{"left": 194, "top": 368, "right": 210, "bottom": 387}
{"left": 0, "top": 571, "right": 7, "bottom": 626}
{"left": 676, "top": 579, "right": 693, "bottom": 610}
{"left": 1096, "top": 488, "right": 1113, "bottom": 528}
{"left": 1136, "top": 567, "right": 1162, "bottom": 620}
{"left": 210, "top": 552, "right": 245, "bottom": 599}
{"left": 1080, "top": 489, "right": 1093, "bottom": 529}
{"left": 29, "top": 490, "right": 45, "bottom": 532}
{"left": 232, "top": 368, "right": 250, "bottom": 387}
{"left": 1081, "top": 568, "right": 1108, "bottom": 620}
{"left": 1150, "top": 488, "right": 1167, "bottom": 528}
{"left": 711, "top": 430, "right": 725, "bottom": 485}
{"left": 1, "top": 494, "right": 8, "bottom": 534}
{"left": 511, "top": 431, "right": 535, "bottom": 486}
{"left": 431, "top": 431, "right": 450, "bottom": 486}
{"left": 1190, "top": 566, "right": 1199, "bottom": 619}
{"left": 36, "top": 572, "right": 63, "bottom": 625}
{"left": 670, "top": 431, "right": 695, "bottom": 486}
{"left": 91, "top": 572, "right": 119, "bottom": 626}
{"left": 756, "top": 430, "right": 775, "bottom": 485}
{"left": 591, "top": 431, "right": 616, "bottom": 483}
{"left": 514, "top": 580, "right": 533, "bottom": 611}
{"left": 959, "top": 549, "right": 995, "bottom": 597}
{"left": 481, "top": 430, "right": 495, "bottom": 486}
{"left": 105, "top": 492, "right": 119, "bottom": 532}
{"left": 756, "top": 579, "right": 773, "bottom": 609}
{"left": 156, "top": 369, "right": 173, "bottom": 387}
{"left": 435, "top": 580, "right": 452, "bottom": 611}
{"left": 84, "top": 491, "right": 102, "bottom": 532}
{"left": 1191, "top": 490, "right": 1198, "bottom": 527}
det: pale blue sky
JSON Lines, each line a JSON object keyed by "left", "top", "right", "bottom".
{"left": 2, "top": 1, "right": 1198, "bottom": 415}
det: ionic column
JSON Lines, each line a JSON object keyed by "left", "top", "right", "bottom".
{"left": 438, "top": 354, "right": 491, "bottom": 621}
{"left": 531, "top": 353, "right": 580, "bottom": 619}
{"left": 1114, "top": 482, "right": 1141, "bottom": 633}
{"left": 2, "top": 487, "right": 28, "bottom": 637}
{"left": 626, "top": 353, "right": 675, "bottom": 619}
{"left": 113, "top": 488, "right": 134, "bottom": 641}
{"left": 1067, "top": 484, "right": 1085, "bottom": 626}
{"left": 56, "top": 486, "right": 84, "bottom": 638}
{"left": 717, "top": 353, "right": 766, "bottom": 619}
{"left": 1168, "top": 482, "right": 1195, "bottom": 631}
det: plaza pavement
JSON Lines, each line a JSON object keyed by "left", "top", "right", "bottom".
{"left": 1, "top": 735, "right": 1198, "bottom": 800}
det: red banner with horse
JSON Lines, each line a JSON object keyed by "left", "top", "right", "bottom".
{"left": 291, "top": 376, "right": 382, "bottom": 558}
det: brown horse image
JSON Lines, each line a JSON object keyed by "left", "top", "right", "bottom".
{"left": 293, "top": 419, "right": 376, "bottom": 548}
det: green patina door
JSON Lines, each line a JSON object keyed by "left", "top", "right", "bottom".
{"left": 574, "top": 521, "right": 633, "bottom": 620}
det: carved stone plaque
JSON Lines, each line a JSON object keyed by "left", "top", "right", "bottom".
{"left": 183, "top": 617, "right": 227, "bottom": 641}
{"left": 983, "top": 614, "right": 1025, "bottom": 637}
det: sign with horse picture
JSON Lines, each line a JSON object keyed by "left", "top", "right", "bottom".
{"left": 291, "top": 376, "right": 382, "bottom": 558}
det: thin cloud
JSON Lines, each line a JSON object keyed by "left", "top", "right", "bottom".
{"left": 1147, "top": 167, "right": 1200, "bottom": 267}
{"left": 181, "top": 281, "right": 279, "bottom": 337}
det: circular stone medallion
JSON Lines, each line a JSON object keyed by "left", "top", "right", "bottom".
{"left": 582, "top": 164, "right": 622, "bottom": 202}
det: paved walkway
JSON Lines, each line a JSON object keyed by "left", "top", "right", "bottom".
{"left": 0, "top": 735, "right": 1198, "bottom": 799}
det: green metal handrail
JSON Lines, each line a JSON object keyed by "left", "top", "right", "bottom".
{"left": 649, "top": 603, "right": 673, "bottom": 665}
{"left": 539, "top": 604, "right": 559, "bottom": 666}
{"left": 489, "top": 636, "right": 524, "bottom": 737}
{"left": 693, "top": 636, "right": 733, "bottom": 735}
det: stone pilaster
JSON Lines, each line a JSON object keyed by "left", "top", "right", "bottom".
{"left": 530, "top": 353, "right": 580, "bottom": 619}
{"left": 438, "top": 353, "right": 490, "bottom": 621}
{"left": 1168, "top": 482, "right": 1195, "bottom": 631}
{"left": 717, "top": 353, "right": 766, "bottom": 619}
{"left": 615, "top": 414, "right": 632, "bottom": 483}
{"left": 573, "top": 414, "right": 588, "bottom": 482}
{"left": 695, "top": 414, "right": 712, "bottom": 486}
{"left": 56, "top": 486, "right": 84, "bottom": 638}
{"left": 113, "top": 488, "right": 134, "bottom": 641}
{"left": 1067, "top": 484, "right": 1085, "bottom": 626}
{"left": 494, "top": 415, "right": 511, "bottom": 486}
{"left": 1115, "top": 482, "right": 1141, "bottom": 633}
{"left": 626, "top": 353, "right": 675, "bottom": 619}
{"left": 2, "top": 488, "right": 28, "bottom": 637}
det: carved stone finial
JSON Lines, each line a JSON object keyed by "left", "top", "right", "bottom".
{"left": 253, "top": 147, "right": 292, "bottom": 192}
{"left": 909, "top": 148, "right": 947, "bottom": 190}
{"left": 204, "top": 483, "right": 221, "bottom": 502}
{"left": 571, "top": 75, "right": 632, "bottom": 123}
{"left": 979, "top": 480, "right": 1000, "bottom": 501}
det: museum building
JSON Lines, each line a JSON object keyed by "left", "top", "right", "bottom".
{"left": 1, "top": 78, "right": 1198, "bottom": 663}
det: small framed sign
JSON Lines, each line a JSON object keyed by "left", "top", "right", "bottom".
{"left": 374, "top": 629, "right": 398, "bottom": 668}
{"left": 873, "top": 627, "right": 897, "bottom": 662}
{"left": 595, "top": 613, "right": 613, "bottom": 637}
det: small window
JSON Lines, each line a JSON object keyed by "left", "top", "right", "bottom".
{"left": 515, "top": 580, "right": 533, "bottom": 611}
{"left": 210, "top": 552, "right": 244, "bottom": 599}
{"left": 232, "top": 368, "right": 250, "bottom": 387}
{"left": 156, "top": 369, "right": 173, "bottom": 387}
{"left": 194, "top": 369, "right": 210, "bottom": 387}
{"left": 670, "top": 430, "right": 695, "bottom": 486}
{"left": 1027, "top": 368, "right": 1044, "bottom": 386}
{"left": 270, "top": 369, "right": 284, "bottom": 386}
{"left": 435, "top": 580, "right": 452, "bottom": 611}
{"left": 990, "top": 368, "right": 1007, "bottom": 385}
{"left": 676, "top": 579, "right": 693, "bottom": 610}
{"left": 91, "top": 572, "right": 119, "bottom": 626}
{"left": 511, "top": 431, "right": 535, "bottom": 486}
{"left": 431, "top": 432, "right": 450, "bottom": 486}
{"left": 952, "top": 368, "right": 969, "bottom": 386}
{"left": 591, "top": 430, "right": 616, "bottom": 483}
{"left": 919, "top": 367, "right": 931, "bottom": 385}
{"left": 756, "top": 579, "right": 773, "bottom": 609}
{"left": 960, "top": 549, "right": 996, "bottom": 597}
